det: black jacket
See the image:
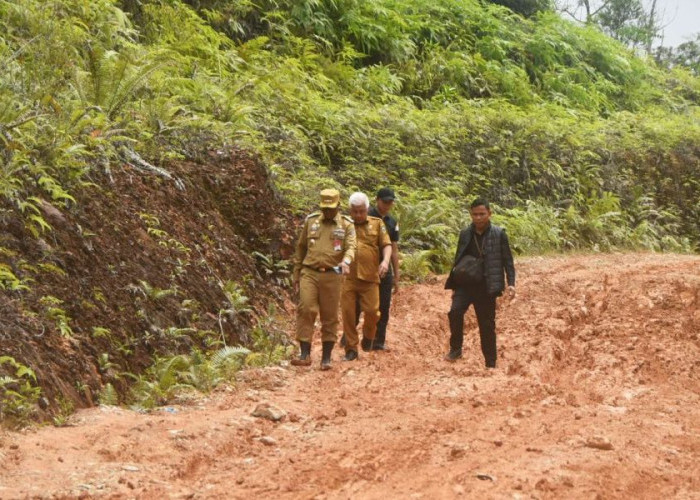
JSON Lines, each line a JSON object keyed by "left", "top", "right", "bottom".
{"left": 445, "top": 223, "right": 516, "bottom": 296}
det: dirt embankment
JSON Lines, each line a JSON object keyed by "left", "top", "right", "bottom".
{"left": 0, "top": 149, "right": 294, "bottom": 415}
{"left": 1, "top": 253, "right": 699, "bottom": 499}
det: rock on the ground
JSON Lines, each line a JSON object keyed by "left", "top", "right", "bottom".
{"left": 251, "top": 403, "right": 287, "bottom": 422}
{"left": 259, "top": 436, "right": 277, "bottom": 446}
{"left": 585, "top": 436, "right": 614, "bottom": 450}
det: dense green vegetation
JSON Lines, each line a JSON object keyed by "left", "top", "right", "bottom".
{"left": 2, "top": 0, "right": 698, "bottom": 270}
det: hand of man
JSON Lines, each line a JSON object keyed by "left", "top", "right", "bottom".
{"left": 293, "top": 280, "right": 300, "bottom": 297}
{"left": 341, "top": 262, "right": 351, "bottom": 275}
{"left": 507, "top": 285, "right": 516, "bottom": 299}
{"left": 393, "top": 275, "right": 400, "bottom": 294}
{"left": 378, "top": 260, "right": 390, "bottom": 278}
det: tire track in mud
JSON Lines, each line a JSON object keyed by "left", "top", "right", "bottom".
{"left": 1, "top": 253, "right": 699, "bottom": 499}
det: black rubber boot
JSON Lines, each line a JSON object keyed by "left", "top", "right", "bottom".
{"left": 320, "top": 341, "right": 334, "bottom": 370}
{"left": 360, "top": 337, "right": 373, "bottom": 352}
{"left": 344, "top": 350, "right": 358, "bottom": 361}
{"left": 291, "top": 341, "right": 312, "bottom": 366}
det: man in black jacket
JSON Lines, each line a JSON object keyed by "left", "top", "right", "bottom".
{"left": 444, "top": 199, "right": 516, "bottom": 368}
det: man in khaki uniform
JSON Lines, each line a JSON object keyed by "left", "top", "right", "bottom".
{"left": 341, "top": 192, "right": 392, "bottom": 361}
{"left": 292, "top": 189, "right": 356, "bottom": 370}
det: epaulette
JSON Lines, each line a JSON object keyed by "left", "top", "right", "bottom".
{"left": 367, "top": 215, "right": 381, "bottom": 221}
{"left": 306, "top": 212, "right": 321, "bottom": 220}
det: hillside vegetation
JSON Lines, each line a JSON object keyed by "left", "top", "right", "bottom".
{"left": 3, "top": 0, "right": 699, "bottom": 256}
{"left": 1, "top": 0, "right": 699, "bottom": 422}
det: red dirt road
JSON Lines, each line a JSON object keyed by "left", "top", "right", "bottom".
{"left": 2, "top": 253, "right": 699, "bottom": 499}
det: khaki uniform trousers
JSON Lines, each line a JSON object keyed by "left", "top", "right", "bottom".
{"left": 296, "top": 268, "right": 344, "bottom": 343}
{"left": 341, "top": 278, "right": 380, "bottom": 350}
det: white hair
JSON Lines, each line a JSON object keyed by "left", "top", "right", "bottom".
{"left": 349, "top": 192, "right": 370, "bottom": 209}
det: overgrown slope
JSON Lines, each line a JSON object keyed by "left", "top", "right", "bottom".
{"left": 1, "top": 149, "right": 294, "bottom": 424}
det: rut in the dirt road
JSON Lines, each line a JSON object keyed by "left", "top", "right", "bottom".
{"left": 1, "top": 253, "right": 699, "bottom": 500}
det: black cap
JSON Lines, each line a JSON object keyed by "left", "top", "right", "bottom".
{"left": 376, "top": 187, "right": 395, "bottom": 201}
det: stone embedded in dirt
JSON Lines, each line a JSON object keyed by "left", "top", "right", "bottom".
{"left": 494, "top": 440, "right": 503, "bottom": 447}
{"left": 38, "top": 200, "right": 67, "bottom": 225}
{"left": 335, "top": 407, "right": 348, "bottom": 417}
{"left": 450, "top": 446, "right": 466, "bottom": 459}
{"left": 585, "top": 436, "right": 614, "bottom": 451}
{"left": 251, "top": 403, "right": 287, "bottom": 422}
{"left": 122, "top": 465, "right": 140, "bottom": 472}
{"left": 453, "top": 484, "right": 465, "bottom": 495}
{"left": 476, "top": 473, "right": 495, "bottom": 481}
{"left": 259, "top": 436, "right": 277, "bottom": 446}
{"left": 288, "top": 412, "right": 301, "bottom": 423}
{"left": 535, "top": 478, "right": 555, "bottom": 491}
{"left": 513, "top": 409, "right": 532, "bottom": 418}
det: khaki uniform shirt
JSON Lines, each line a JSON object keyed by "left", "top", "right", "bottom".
{"left": 349, "top": 216, "right": 391, "bottom": 284}
{"left": 293, "top": 212, "right": 357, "bottom": 281}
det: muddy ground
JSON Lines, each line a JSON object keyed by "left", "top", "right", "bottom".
{"left": 1, "top": 253, "right": 699, "bottom": 499}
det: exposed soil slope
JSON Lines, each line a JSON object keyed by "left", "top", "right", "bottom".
{"left": 1, "top": 253, "right": 699, "bottom": 499}
{"left": 0, "top": 149, "right": 293, "bottom": 413}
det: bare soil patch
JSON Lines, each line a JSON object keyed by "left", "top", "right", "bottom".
{"left": 1, "top": 253, "right": 699, "bottom": 499}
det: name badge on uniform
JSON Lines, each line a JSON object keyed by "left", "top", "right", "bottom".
{"left": 332, "top": 228, "right": 345, "bottom": 252}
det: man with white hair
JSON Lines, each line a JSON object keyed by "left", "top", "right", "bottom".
{"left": 341, "top": 192, "right": 392, "bottom": 361}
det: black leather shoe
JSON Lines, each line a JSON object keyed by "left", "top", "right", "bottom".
{"left": 360, "top": 338, "right": 373, "bottom": 352}
{"left": 344, "top": 350, "right": 358, "bottom": 361}
{"left": 444, "top": 350, "right": 462, "bottom": 362}
{"left": 371, "top": 343, "right": 387, "bottom": 351}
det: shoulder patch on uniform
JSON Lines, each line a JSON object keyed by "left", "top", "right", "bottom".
{"left": 306, "top": 212, "right": 321, "bottom": 220}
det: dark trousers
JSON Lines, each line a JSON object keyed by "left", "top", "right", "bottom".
{"left": 354, "top": 273, "right": 393, "bottom": 346}
{"left": 375, "top": 273, "right": 393, "bottom": 345}
{"left": 448, "top": 287, "right": 497, "bottom": 367}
